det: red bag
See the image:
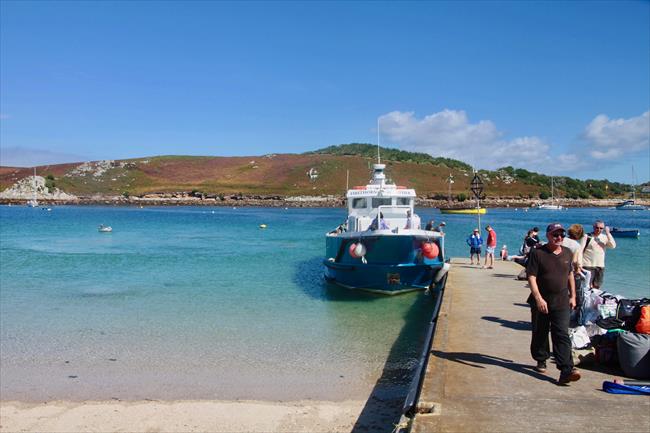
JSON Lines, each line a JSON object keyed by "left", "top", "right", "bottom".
{"left": 636, "top": 305, "right": 650, "bottom": 334}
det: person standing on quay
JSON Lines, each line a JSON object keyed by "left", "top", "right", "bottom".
{"left": 483, "top": 225, "right": 497, "bottom": 269}
{"left": 466, "top": 228, "right": 483, "bottom": 265}
{"left": 526, "top": 223, "right": 580, "bottom": 385}
{"left": 581, "top": 220, "right": 616, "bottom": 289}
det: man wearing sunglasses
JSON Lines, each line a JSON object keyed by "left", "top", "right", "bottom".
{"left": 581, "top": 220, "right": 616, "bottom": 289}
{"left": 526, "top": 223, "right": 580, "bottom": 385}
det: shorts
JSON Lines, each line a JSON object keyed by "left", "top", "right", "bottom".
{"left": 584, "top": 266, "right": 604, "bottom": 288}
{"left": 486, "top": 246, "right": 495, "bottom": 254}
{"left": 470, "top": 247, "right": 482, "bottom": 255}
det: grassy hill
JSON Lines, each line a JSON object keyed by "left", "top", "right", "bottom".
{"left": 0, "top": 144, "right": 643, "bottom": 200}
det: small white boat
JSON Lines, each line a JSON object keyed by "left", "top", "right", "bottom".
{"left": 537, "top": 203, "right": 563, "bottom": 210}
{"left": 536, "top": 177, "right": 563, "bottom": 210}
{"left": 98, "top": 224, "right": 113, "bottom": 233}
{"left": 617, "top": 166, "right": 647, "bottom": 210}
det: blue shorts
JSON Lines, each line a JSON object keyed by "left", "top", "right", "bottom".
{"left": 470, "top": 247, "right": 481, "bottom": 255}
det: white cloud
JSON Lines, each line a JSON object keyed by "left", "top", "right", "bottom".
{"left": 584, "top": 111, "right": 650, "bottom": 160}
{"left": 378, "top": 109, "right": 579, "bottom": 172}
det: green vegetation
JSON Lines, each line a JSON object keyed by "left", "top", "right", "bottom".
{"left": 45, "top": 174, "right": 56, "bottom": 190}
{"left": 308, "top": 143, "right": 473, "bottom": 171}
{"left": 457, "top": 193, "right": 467, "bottom": 202}
{"left": 496, "top": 166, "right": 632, "bottom": 199}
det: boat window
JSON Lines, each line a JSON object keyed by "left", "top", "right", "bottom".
{"left": 396, "top": 197, "right": 411, "bottom": 206}
{"left": 352, "top": 198, "right": 367, "bottom": 209}
{"left": 372, "top": 198, "right": 392, "bottom": 208}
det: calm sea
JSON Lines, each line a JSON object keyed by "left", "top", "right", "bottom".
{"left": 1, "top": 205, "right": 648, "bottom": 402}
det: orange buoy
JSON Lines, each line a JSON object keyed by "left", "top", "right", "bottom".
{"left": 349, "top": 242, "right": 366, "bottom": 258}
{"left": 421, "top": 242, "right": 439, "bottom": 259}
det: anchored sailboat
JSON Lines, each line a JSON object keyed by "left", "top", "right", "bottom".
{"left": 616, "top": 166, "right": 647, "bottom": 210}
{"left": 537, "top": 177, "right": 563, "bottom": 210}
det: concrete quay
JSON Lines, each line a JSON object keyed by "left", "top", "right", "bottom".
{"left": 410, "top": 258, "right": 650, "bottom": 433}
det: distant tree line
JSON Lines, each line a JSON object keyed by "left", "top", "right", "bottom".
{"left": 308, "top": 144, "right": 637, "bottom": 199}
{"left": 307, "top": 143, "right": 473, "bottom": 171}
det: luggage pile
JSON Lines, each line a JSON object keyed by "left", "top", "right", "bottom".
{"left": 570, "top": 290, "right": 650, "bottom": 379}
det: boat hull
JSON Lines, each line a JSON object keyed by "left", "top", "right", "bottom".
{"left": 611, "top": 229, "right": 640, "bottom": 238}
{"left": 616, "top": 205, "right": 647, "bottom": 211}
{"left": 323, "top": 232, "right": 447, "bottom": 294}
{"left": 440, "top": 208, "right": 487, "bottom": 215}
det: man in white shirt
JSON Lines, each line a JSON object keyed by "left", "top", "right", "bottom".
{"left": 580, "top": 220, "right": 616, "bottom": 289}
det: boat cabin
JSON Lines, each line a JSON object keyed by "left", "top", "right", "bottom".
{"left": 345, "top": 164, "right": 419, "bottom": 232}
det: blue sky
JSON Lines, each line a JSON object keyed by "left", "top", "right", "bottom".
{"left": 1, "top": 1, "right": 648, "bottom": 183}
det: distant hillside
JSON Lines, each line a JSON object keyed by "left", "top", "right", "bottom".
{"left": 307, "top": 143, "right": 473, "bottom": 171}
{"left": 0, "top": 144, "right": 643, "bottom": 200}
{"left": 310, "top": 144, "right": 638, "bottom": 200}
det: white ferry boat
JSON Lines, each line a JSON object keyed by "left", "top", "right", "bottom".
{"left": 323, "top": 162, "right": 449, "bottom": 295}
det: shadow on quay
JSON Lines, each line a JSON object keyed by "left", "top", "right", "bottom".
{"left": 430, "top": 350, "right": 556, "bottom": 384}
{"left": 293, "top": 257, "right": 437, "bottom": 432}
{"left": 482, "top": 315, "right": 532, "bottom": 331}
{"left": 491, "top": 272, "right": 520, "bottom": 279}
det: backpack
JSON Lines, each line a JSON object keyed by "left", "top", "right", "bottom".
{"left": 617, "top": 298, "right": 650, "bottom": 331}
{"left": 636, "top": 305, "right": 650, "bottom": 334}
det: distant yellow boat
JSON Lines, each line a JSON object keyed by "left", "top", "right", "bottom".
{"left": 440, "top": 208, "right": 487, "bottom": 215}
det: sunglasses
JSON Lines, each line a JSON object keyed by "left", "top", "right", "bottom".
{"left": 594, "top": 226, "right": 605, "bottom": 230}
{"left": 551, "top": 232, "right": 566, "bottom": 239}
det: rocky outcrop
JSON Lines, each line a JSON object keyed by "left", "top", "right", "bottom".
{"left": 0, "top": 176, "right": 77, "bottom": 201}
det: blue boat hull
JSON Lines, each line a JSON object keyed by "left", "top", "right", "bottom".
{"left": 323, "top": 233, "right": 446, "bottom": 294}
{"left": 611, "top": 229, "right": 640, "bottom": 238}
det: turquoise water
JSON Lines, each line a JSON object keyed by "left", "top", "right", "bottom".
{"left": 0, "top": 206, "right": 432, "bottom": 402}
{"left": 1, "top": 205, "right": 648, "bottom": 402}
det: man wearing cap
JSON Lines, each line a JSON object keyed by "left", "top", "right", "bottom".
{"left": 434, "top": 221, "right": 446, "bottom": 235}
{"left": 466, "top": 228, "right": 483, "bottom": 265}
{"left": 526, "top": 223, "right": 580, "bottom": 385}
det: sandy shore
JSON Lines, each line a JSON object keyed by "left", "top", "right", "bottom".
{"left": 0, "top": 399, "right": 367, "bottom": 433}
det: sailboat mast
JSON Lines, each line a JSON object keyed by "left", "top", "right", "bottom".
{"left": 632, "top": 165, "right": 636, "bottom": 201}
{"left": 551, "top": 177, "right": 554, "bottom": 202}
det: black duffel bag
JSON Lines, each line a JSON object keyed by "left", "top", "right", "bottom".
{"left": 617, "top": 298, "right": 650, "bottom": 331}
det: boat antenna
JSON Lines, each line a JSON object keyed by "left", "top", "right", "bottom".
{"left": 377, "top": 119, "right": 381, "bottom": 164}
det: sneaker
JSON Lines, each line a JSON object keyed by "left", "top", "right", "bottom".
{"left": 534, "top": 360, "right": 547, "bottom": 373}
{"left": 558, "top": 368, "right": 581, "bottom": 385}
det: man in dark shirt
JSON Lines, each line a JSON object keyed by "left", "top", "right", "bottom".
{"left": 526, "top": 223, "right": 580, "bottom": 385}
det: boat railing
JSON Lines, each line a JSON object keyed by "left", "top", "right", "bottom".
{"left": 347, "top": 205, "right": 417, "bottom": 232}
